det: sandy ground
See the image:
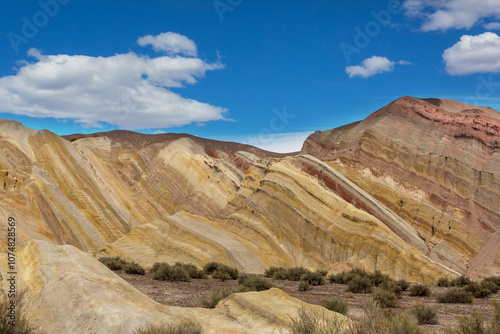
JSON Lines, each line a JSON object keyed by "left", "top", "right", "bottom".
{"left": 118, "top": 271, "right": 499, "bottom": 333}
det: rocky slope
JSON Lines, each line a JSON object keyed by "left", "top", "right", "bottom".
{"left": 0, "top": 96, "right": 498, "bottom": 332}
{"left": 301, "top": 96, "right": 500, "bottom": 278}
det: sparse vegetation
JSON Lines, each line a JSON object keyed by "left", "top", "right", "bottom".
{"left": 123, "top": 261, "right": 146, "bottom": 275}
{"left": 372, "top": 288, "right": 399, "bottom": 308}
{"left": 134, "top": 321, "right": 202, "bottom": 334}
{"left": 445, "top": 312, "right": 500, "bottom": 334}
{"left": 411, "top": 302, "right": 438, "bottom": 325}
{"left": 320, "top": 298, "right": 348, "bottom": 315}
{"left": 409, "top": 284, "right": 431, "bottom": 297}
{"left": 237, "top": 274, "right": 273, "bottom": 291}
{"left": 464, "top": 282, "right": 493, "bottom": 299}
{"left": 348, "top": 300, "right": 422, "bottom": 334}
{"left": 151, "top": 262, "right": 191, "bottom": 282}
{"left": 299, "top": 280, "right": 311, "bottom": 292}
{"left": 98, "top": 256, "right": 127, "bottom": 271}
{"left": 289, "top": 306, "right": 345, "bottom": 334}
{"left": 211, "top": 270, "right": 231, "bottom": 282}
{"left": 199, "top": 288, "right": 232, "bottom": 308}
{"left": 264, "top": 266, "right": 282, "bottom": 278}
{"left": 0, "top": 289, "right": 41, "bottom": 334}
{"left": 450, "top": 275, "right": 473, "bottom": 287}
{"left": 437, "top": 287, "right": 474, "bottom": 304}
{"left": 300, "top": 270, "right": 327, "bottom": 286}
{"left": 438, "top": 277, "right": 451, "bottom": 287}
{"left": 203, "top": 262, "right": 238, "bottom": 280}
{"left": 346, "top": 275, "right": 373, "bottom": 294}
{"left": 174, "top": 263, "right": 206, "bottom": 279}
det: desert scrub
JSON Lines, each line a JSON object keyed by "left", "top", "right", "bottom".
{"left": 134, "top": 320, "right": 202, "bottom": 334}
{"left": 300, "top": 270, "right": 327, "bottom": 286}
{"left": 289, "top": 306, "right": 346, "bottom": 334}
{"left": 320, "top": 298, "right": 349, "bottom": 315}
{"left": 237, "top": 274, "right": 273, "bottom": 291}
{"left": 211, "top": 270, "right": 232, "bottom": 282}
{"left": 151, "top": 262, "right": 191, "bottom": 282}
{"left": 450, "top": 275, "right": 473, "bottom": 287}
{"left": 349, "top": 300, "right": 422, "bottom": 334}
{"left": 346, "top": 275, "right": 372, "bottom": 293}
{"left": 409, "top": 284, "right": 431, "bottom": 297}
{"left": 298, "top": 280, "right": 311, "bottom": 292}
{"left": 98, "top": 256, "right": 127, "bottom": 270}
{"left": 411, "top": 302, "right": 438, "bottom": 325}
{"left": 446, "top": 312, "right": 500, "bottom": 334}
{"left": 328, "top": 272, "right": 347, "bottom": 284}
{"left": 437, "top": 287, "right": 473, "bottom": 303}
{"left": 0, "top": 289, "right": 41, "bottom": 334}
{"left": 174, "top": 263, "right": 206, "bottom": 279}
{"left": 203, "top": 262, "right": 238, "bottom": 279}
{"left": 464, "top": 282, "right": 493, "bottom": 299}
{"left": 437, "top": 277, "right": 451, "bottom": 287}
{"left": 123, "top": 261, "right": 146, "bottom": 275}
{"left": 264, "top": 266, "right": 283, "bottom": 278}
{"left": 199, "top": 288, "right": 232, "bottom": 308}
{"left": 372, "top": 288, "right": 399, "bottom": 308}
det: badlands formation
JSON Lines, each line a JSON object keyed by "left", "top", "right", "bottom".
{"left": 0, "top": 96, "right": 499, "bottom": 332}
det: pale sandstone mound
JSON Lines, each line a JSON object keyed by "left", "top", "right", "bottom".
{"left": 301, "top": 96, "right": 500, "bottom": 278}
{"left": 0, "top": 240, "right": 348, "bottom": 334}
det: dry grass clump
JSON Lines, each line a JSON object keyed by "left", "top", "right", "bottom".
{"left": 134, "top": 321, "right": 202, "bottom": 334}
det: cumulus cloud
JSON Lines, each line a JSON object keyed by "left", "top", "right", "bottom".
{"left": 443, "top": 32, "right": 500, "bottom": 75}
{"left": 0, "top": 33, "right": 229, "bottom": 130}
{"left": 484, "top": 22, "right": 500, "bottom": 30}
{"left": 404, "top": 0, "right": 500, "bottom": 31}
{"left": 345, "top": 56, "right": 409, "bottom": 78}
{"left": 137, "top": 32, "right": 197, "bottom": 56}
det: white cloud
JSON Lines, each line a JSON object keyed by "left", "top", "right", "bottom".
{"left": 137, "top": 32, "right": 197, "bottom": 56}
{"left": 484, "top": 22, "right": 500, "bottom": 30}
{"left": 0, "top": 33, "right": 229, "bottom": 130}
{"left": 242, "top": 131, "right": 313, "bottom": 153}
{"left": 443, "top": 32, "right": 500, "bottom": 75}
{"left": 345, "top": 56, "right": 409, "bottom": 78}
{"left": 404, "top": 0, "right": 500, "bottom": 31}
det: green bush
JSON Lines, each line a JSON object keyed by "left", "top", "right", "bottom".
{"left": 409, "top": 284, "right": 431, "bottom": 297}
{"left": 286, "top": 267, "right": 310, "bottom": 281}
{"left": 272, "top": 268, "right": 289, "bottom": 280}
{"left": 397, "top": 279, "right": 410, "bottom": 291}
{"left": 437, "top": 287, "right": 473, "bottom": 303}
{"left": 328, "top": 272, "right": 347, "bottom": 284}
{"left": 264, "top": 266, "right": 283, "bottom": 278}
{"left": 464, "top": 282, "right": 492, "bottom": 299}
{"left": 370, "top": 270, "right": 391, "bottom": 287}
{"left": 320, "top": 298, "right": 349, "bottom": 315}
{"left": 134, "top": 321, "right": 202, "bottom": 334}
{"left": 123, "top": 261, "right": 146, "bottom": 275}
{"left": 174, "top": 263, "right": 206, "bottom": 279}
{"left": 237, "top": 274, "right": 273, "bottom": 291}
{"left": 211, "top": 270, "right": 230, "bottom": 281}
{"left": 203, "top": 262, "right": 238, "bottom": 279}
{"left": 411, "top": 302, "right": 438, "bottom": 325}
{"left": 450, "top": 275, "right": 473, "bottom": 287}
{"left": 494, "top": 300, "right": 500, "bottom": 324}
{"left": 481, "top": 280, "right": 500, "bottom": 294}
{"left": 300, "top": 270, "right": 326, "bottom": 286}
{"left": 437, "top": 277, "right": 451, "bottom": 287}
{"left": 151, "top": 262, "right": 191, "bottom": 282}
{"left": 380, "top": 280, "right": 403, "bottom": 296}
{"left": 346, "top": 275, "right": 373, "bottom": 293}
{"left": 199, "top": 288, "right": 232, "bottom": 308}
{"left": 373, "top": 288, "right": 399, "bottom": 308}
{"left": 289, "top": 306, "right": 346, "bottom": 334}
{"left": 298, "top": 280, "right": 311, "bottom": 292}
{"left": 98, "top": 256, "right": 127, "bottom": 270}
{"left": 482, "top": 276, "right": 500, "bottom": 289}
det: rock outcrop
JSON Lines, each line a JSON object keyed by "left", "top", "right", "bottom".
{"left": 301, "top": 97, "right": 500, "bottom": 278}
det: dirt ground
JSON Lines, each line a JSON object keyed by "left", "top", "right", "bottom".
{"left": 118, "top": 271, "right": 500, "bottom": 333}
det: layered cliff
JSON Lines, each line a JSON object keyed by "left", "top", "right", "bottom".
{"left": 301, "top": 96, "right": 500, "bottom": 278}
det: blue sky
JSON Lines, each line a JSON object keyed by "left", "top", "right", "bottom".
{"left": 1, "top": 0, "right": 500, "bottom": 152}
